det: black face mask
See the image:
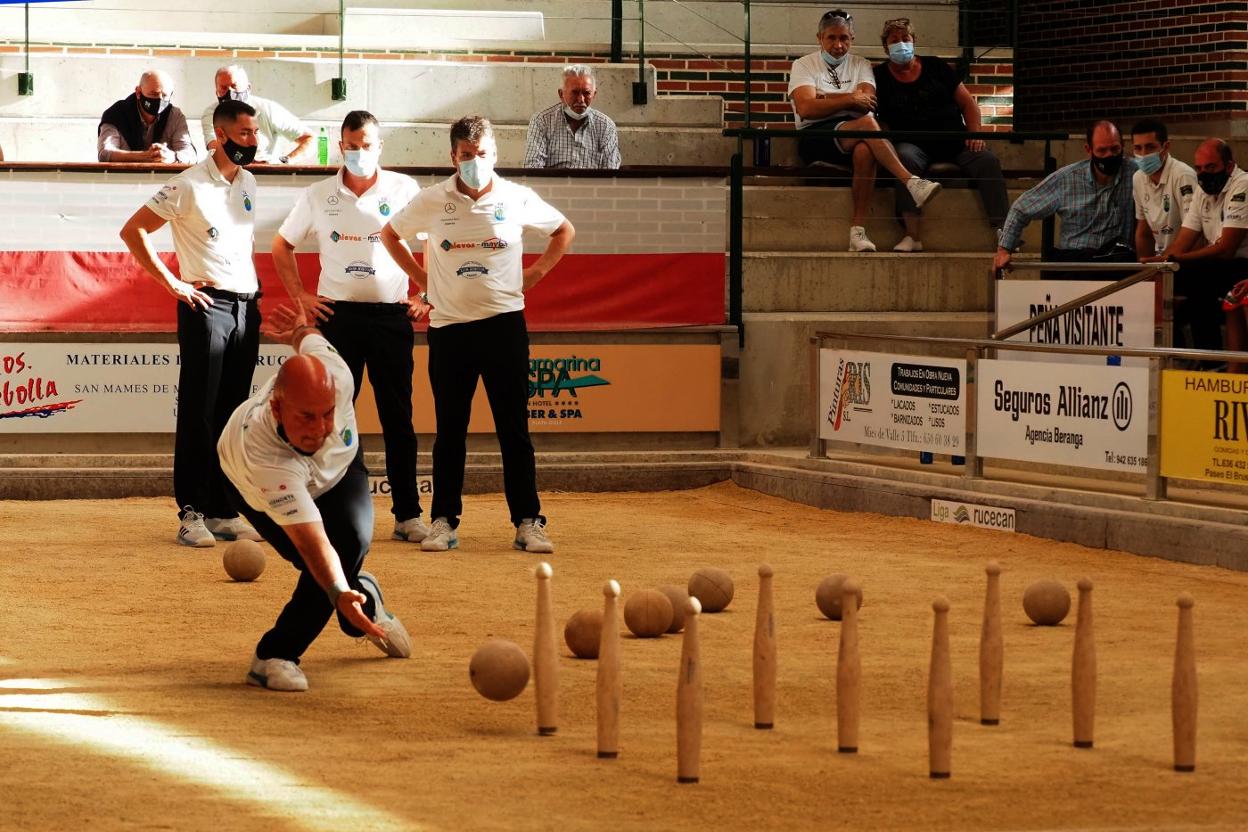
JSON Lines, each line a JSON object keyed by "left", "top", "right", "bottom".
{"left": 217, "top": 89, "right": 250, "bottom": 105}
{"left": 139, "top": 95, "right": 170, "bottom": 117}
{"left": 1198, "top": 170, "right": 1230, "bottom": 196}
{"left": 1091, "top": 153, "right": 1124, "bottom": 176}
{"left": 222, "top": 138, "right": 257, "bottom": 166}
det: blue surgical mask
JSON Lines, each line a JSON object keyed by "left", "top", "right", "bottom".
{"left": 888, "top": 41, "right": 914, "bottom": 64}
{"left": 343, "top": 148, "right": 379, "bottom": 178}
{"left": 1137, "top": 152, "right": 1163, "bottom": 176}
{"left": 821, "top": 50, "right": 848, "bottom": 68}
{"left": 458, "top": 156, "right": 493, "bottom": 190}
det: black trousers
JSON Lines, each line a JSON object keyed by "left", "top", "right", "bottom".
{"left": 227, "top": 449, "right": 376, "bottom": 663}
{"left": 319, "top": 301, "right": 421, "bottom": 522}
{"left": 427, "top": 310, "right": 540, "bottom": 527}
{"left": 1173, "top": 259, "right": 1248, "bottom": 352}
{"left": 174, "top": 290, "right": 260, "bottom": 519}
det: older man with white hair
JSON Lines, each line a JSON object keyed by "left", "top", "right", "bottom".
{"left": 523, "top": 64, "right": 621, "bottom": 169}
{"left": 98, "top": 69, "right": 195, "bottom": 163}
{"left": 201, "top": 64, "right": 314, "bottom": 164}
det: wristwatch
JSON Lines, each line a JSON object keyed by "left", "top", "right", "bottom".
{"left": 279, "top": 155, "right": 290, "bottom": 164}
{"left": 419, "top": 292, "right": 430, "bottom": 304}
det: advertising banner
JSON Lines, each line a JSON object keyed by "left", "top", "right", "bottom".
{"left": 1160, "top": 371, "right": 1248, "bottom": 485}
{"left": 818, "top": 349, "right": 966, "bottom": 453}
{"left": 995, "top": 280, "right": 1154, "bottom": 366}
{"left": 976, "top": 359, "right": 1149, "bottom": 472}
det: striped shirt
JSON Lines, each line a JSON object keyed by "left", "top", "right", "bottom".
{"left": 522, "top": 103, "right": 621, "bottom": 169}
{"left": 999, "top": 158, "right": 1137, "bottom": 252}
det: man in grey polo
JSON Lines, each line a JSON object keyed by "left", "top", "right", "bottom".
{"left": 522, "top": 65, "right": 621, "bottom": 169}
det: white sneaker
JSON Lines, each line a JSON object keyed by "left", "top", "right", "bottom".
{"left": 177, "top": 506, "right": 215, "bottom": 548}
{"left": 392, "top": 517, "right": 432, "bottom": 543}
{"left": 420, "top": 518, "right": 458, "bottom": 552}
{"left": 906, "top": 177, "right": 942, "bottom": 210}
{"left": 356, "top": 570, "right": 411, "bottom": 658}
{"left": 205, "top": 516, "right": 261, "bottom": 542}
{"left": 246, "top": 655, "right": 308, "bottom": 692}
{"left": 893, "top": 235, "right": 924, "bottom": 253}
{"left": 848, "top": 226, "right": 877, "bottom": 252}
{"left": 514, "top": 518, "right": 555, "bottom": 554}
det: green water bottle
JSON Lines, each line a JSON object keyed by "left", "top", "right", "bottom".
{"left": 317, "top": 127, "right": 328, "bottom": 166}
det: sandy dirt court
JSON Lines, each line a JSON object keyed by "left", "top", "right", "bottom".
{"left": 2, "top": 482, "right": 1248, "bottom": 832}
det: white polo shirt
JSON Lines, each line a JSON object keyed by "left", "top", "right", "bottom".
{"left": 1182, "top": 166, "right": 1248, "bottom": 259}
{"left": 277, "top": 169, "right": 421, "bottom": 303}
{"left": 387, "top": 174, "right": 566, "bottom": 327}
{"left": 146, "top": 155, "right": 258, "bottom": 293}
{"left": 201, "top": 95, "right": 306, "bottom": 162}
{"left": 218, "top": 333, "right": 358, "bottom": 527}
{"left": 1133, "top": 155, "right": 1198, "bottom": 254}
{"left": 787, "top": 51, "right": 874, "bottom": 130}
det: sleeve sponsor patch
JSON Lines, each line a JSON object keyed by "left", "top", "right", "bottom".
{"left": 267, "top": 493, "right": 296, "bottom": 507}
{"left": 1180, "top": 184, "right": 1193, "bottom": 196}
{"left": 1232, "top": 192, "right": 1246, "bottom": 203}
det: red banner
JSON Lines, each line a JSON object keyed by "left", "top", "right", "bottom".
{"left": 0, "top": 251, "right": 724, "bottom": 332}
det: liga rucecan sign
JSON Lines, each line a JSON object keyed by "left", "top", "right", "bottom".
{"left": 818, "top": 349, "right": 967, "bottom": 453}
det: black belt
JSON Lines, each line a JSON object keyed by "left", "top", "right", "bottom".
{"left": 326, "top": 300, "right": 407, "bottom": 310}
{"left": 202, "top": 286, "right": 262, "bottom": 301}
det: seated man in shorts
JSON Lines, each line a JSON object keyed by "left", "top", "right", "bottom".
{"left": 788, "top": 8, "right": 942, "bottom": 252}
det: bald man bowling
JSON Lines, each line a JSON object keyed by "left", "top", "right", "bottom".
{"left": 218, "top": 305, "right": 411, "bottom": 692}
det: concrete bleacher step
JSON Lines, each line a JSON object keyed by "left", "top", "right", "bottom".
{"left": 737, "top": 311, "right": 992, "bottom": 447}
{"left": 743, "top": 186, "right": 1042, "bottom": 253}
{"left": 742, "top": 251, "right": 1000, "bottom": 313}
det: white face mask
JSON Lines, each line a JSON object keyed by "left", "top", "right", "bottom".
{"left": 563, "top": 105, "right": 590, "bottom": 121}
{"left": 458, "top": 156, "right": 494, "bottom": 190}
{"left": 343, "top": 148, "right": 379, "bottom": 178}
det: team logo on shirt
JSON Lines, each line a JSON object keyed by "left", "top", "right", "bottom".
{"left": 456, "top": 261, "right": 489, "bottom": 278}
{"left": 493, "top": 204, "right": 506, "bottom": 221}
{"left": 207, "top": 227, "right": 219, "bottom": 240}
{"left": 242, "top": 192, "right": 253, "bottom": 212}
{"left": 379, "top": 202, "right": 391, "bottom": 216}
{"left": 345, "top": 261, "right": 377, "bottom": 278}
{"left": 341, "top": 427, "right": 353, "bottom": 446}
{"left": 481, "top": 237, "right": 509, "bottom": 250}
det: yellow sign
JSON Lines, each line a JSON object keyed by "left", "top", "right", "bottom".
{"left": 356, "top": 344, "right": 721, "bottom": 434}
{"left": 1160, "top": 370, "right": 1248, "bottom": 484}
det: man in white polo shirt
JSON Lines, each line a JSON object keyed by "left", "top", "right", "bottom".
{"left": 201, "top": 65, "right": 313, "bottom": 164}
{"left": 1145, "top": 137, "right": 1248, "bottom": 359}
{"left": 1131, "top": 118, "right": 1198, "bottom": 258}
{"left": 380, "top": 115, "right": 575, "bottom": 554}
{"left": 218, "top": 308, "right": 412, "bottom": 692}
{"left": 272, "top": 110, "right": 430, "bottom": 544}
{"left": 120, "top": 98, "right": 264, "bottom": 548}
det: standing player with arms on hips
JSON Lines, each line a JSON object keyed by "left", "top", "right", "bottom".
{"left": 380, "top": 115, "right": 575, "bottom": 555}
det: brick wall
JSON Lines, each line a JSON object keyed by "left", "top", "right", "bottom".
{"left": 0, "top": 41, "right": 1015, "bottom": 131}
{"left": 1015, "top": 0, "right": 1248, "bottom": 130}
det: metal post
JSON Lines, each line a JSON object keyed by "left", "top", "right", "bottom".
{"left": 331, "top": 0, "right": 347, "bottom": 100}
{"left": 964, "top": 347, "right": 982, "bottom": 479}
{"left": 611, "top": 0, "right": 623, "bottom": 63}
{"left": 1145, "top": 355, "right": 1167, "bottom": 501}
{"left": 729, "top": 150, "right": 744, "bottom": 348}
{"left": 743, "top": 0, "right": 752, "bottom": 130}
{"left": 809, "top": 336, "right": 823, "bottom": 459}
{"left": 632, "top": 0, "right": 648, "bottom": 105}
{"left": 18, "top": 4, "right": 34, "bottom": 96}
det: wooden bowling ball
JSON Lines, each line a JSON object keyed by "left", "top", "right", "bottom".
{"left": 816, "top": 574, "right": 864, "bottom": 621}
{"left": 1023, "top": 579, "right": 1071, "bottom": 626}
{"left": 563, "top": 609, "right": 603, "bottom": 659}
{"left": 688, "top": 567, "right": 734, "bottom": 613}
{"left": 624, "top": 589, "right": 674, "bottom": 638}
{"left": 469, "top": 639, "right": 531, "bottom": 701}
{"left": 223, "top": 540, "right": 265, "bottom": 582}
{"left": 656, "top": 584, "right": 689, "bottom": 633}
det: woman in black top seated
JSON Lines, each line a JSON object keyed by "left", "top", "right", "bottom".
{"left": 872, "top": 18, "right": 1009, "bottom": 252}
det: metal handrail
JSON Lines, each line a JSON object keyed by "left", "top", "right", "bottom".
{"left": 991, "top": 263, "right": 1176, "bottom": 342}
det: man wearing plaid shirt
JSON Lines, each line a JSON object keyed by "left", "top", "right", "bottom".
{"left": 994, "top": 121, "right": 1137, "bottom": 274}
{"left": 523, "top": 65, "right": 622, "bottom": 169}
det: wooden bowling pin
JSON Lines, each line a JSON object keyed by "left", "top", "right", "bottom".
{"left": 928, "top": 596, "right": 953, "bottom": 779}
{"left": 1172, "top": 593, "right": 1197, "bottom": 773}
{"left": 1072, "top": 577, "right": 1096, "bottom": 749}
{"left": 677, "top": 596, "right": 704, "bottom": 783}
{"left": 533, "top": 562, "right": 558, "bottom": 736}
{"left": 979, "top": 562, "right": 1003, "bottom": 726}
{"left": 596, "top": 579, "right": 622, "bottom": 759}
{"left": 837, "top": 578, "right": 861, "bottom": 753}
{"left": 753, "top": 564, "right": 777, "bottom": 729}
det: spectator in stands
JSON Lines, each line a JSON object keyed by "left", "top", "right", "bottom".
{"left": 522, "top": 65, "right": 621, "bottom": 169}
{"left": 788, "top": 8, "right": 943, "bottom": 252}
{"left": 1143, "top": 138, "right": 1248, "bottom": 361}
{"left": 994, "top": 120, "right": 1137, "bottom": 272}
{"left": 98, "top": 69, "right": 195, "bottom": 164}
{"left": 872, "top": 18, "right": 1008, "bottom": 252}
{"left": 201, "top": 65, "right": 313, "bottom": 164}
{"left": 1131, "top": 118, "right": 1197, "bottom": 258}
{"left": 0, "top": 141, "right": 5, "bottom": 162}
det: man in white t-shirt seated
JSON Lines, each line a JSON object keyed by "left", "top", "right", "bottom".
{"left": 218, "top": 308, "right": 412, "bottom": 692}
{"left": 787, "top": 8, "right": 942, "bottom": 252}
{"left": 1131, "top": 119, "right": 1198, "bottom": 258}
{"left": 201, "top": 65, "right": 314, "bottom": 164}
{"left": 1144, "top": 138, "right": 1248, "bottom": 366}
